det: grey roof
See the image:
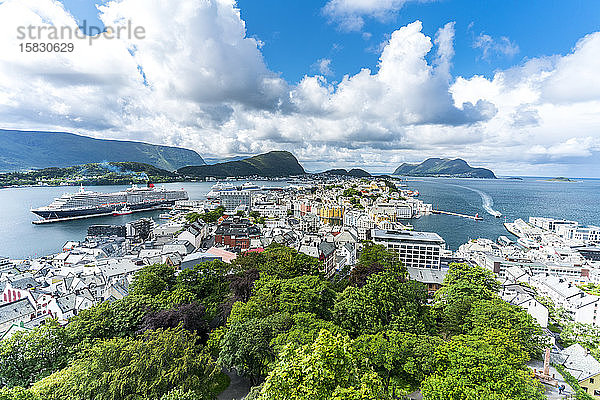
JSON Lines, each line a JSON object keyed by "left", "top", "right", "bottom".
{"left": 551, "top": 344, "right": 600, "bottom": 381}
{"left": 0, "top": 298, "right": 35, "bottom": 323}
{"left": 372, "top": 229, "right": 445, "bottom": 244}
{"left": 9, "top": 277, "right": 38, "bottom": 290}
{"left": 407, "top": 267, "right": 447, "bottom": 284}
{"left": 318, "top": 241, "right": 336, "bottom": 257}
{"left": 56, "top": 294, "right": 76, "bottom": 313}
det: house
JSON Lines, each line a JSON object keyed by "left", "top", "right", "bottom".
{"left": 552, "top": 344, "right": 600, "bottom": 398}
{"left": 162, "top": 240, "right": 196, "bottom": 256}
{"left": 214, "top": 218, "right": 261, "bottom": 250}
{"left": 407, "top": 267, "right": 447, "bottom": 294}
{"left": 0, "top": 321, "right": 32, "bottom": 341}
{"left": 501, "top": 284, "right": 549, "bottom": 328}
{"left": 180, "top": 252, "right": 221, "bottom": 270}
{"left": 204, "top": 247, "right": 237, "bottom": 264}
{"left": 0, "top": 298, "right": 36, "bottom": 332}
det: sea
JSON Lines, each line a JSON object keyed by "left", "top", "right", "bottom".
{"left": 0, "top": 177, "right": 598, "bottom": 259}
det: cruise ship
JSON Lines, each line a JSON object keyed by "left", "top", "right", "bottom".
{"left": 31, "top": 184, "right": 188, "bottom": 223}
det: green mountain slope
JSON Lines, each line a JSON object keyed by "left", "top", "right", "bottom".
{"left": 393, "top": 158, "right": 496, "bottom": 178}
{"left": 0, "top": 129, "right": 205, "bottom": 172}
{"left": 321, "top": 168, "right": 372, "bottom": 177}
{"left": 178, "top": 151, "right": 305, "bottom": 178}
{"left": 0, "top": 162, "right": 180, "bottom": 186}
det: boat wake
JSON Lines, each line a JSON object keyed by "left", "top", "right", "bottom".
{"left": 453, "top": 185, "right": 502, "bottom": 218}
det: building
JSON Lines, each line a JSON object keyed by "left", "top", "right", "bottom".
{"left": 552, "top": 344, "right": 600, "bottom": 398}
{"left": 371, "top": 229, "right": 445, "bottom": 269}
{"left": 220, "top": 191, "right": 253, "bottom": 213}
{"left": 87, "top": 224, "right": 126, "bottom": 238}
{"left": 214, "top": 218, "right": 261, "bottom": 250}
{"left": 407, "top": 267, "right": 447, "bottom": 294}
{"left": 501, "top": 283, "right": 549, "bottom": 328}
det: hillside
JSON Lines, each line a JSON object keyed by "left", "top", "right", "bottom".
{"left": 321, "top": 168, "right": 372, "bottom": 177}
{"left": 0, "top": 161, "right": 179, "bottom": 187}
{"left": 393, "top": 158, "right": 496, "bottom": 179}
{"left": 0, "top": 129, "right": 205, "bottom": 172}
{"left": 178, "top": 151, "right": 305, "bottom": 178}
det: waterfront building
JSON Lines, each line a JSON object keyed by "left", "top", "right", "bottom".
{"left": 371, "top": 228, "right": 445, "bottom": 269}
{"left": 220, "top": 190, "right": 253, "bottom": 213}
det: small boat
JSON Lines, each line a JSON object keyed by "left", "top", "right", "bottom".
{"left": 159, "top": 213, "right": 172, "bottom": 220}
{"left": 112, "top": 206, "right": 132, "bottom": 216}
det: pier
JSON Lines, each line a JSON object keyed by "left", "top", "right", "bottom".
{"left": 432, "top": 209, "right": 483, "bottom": 221}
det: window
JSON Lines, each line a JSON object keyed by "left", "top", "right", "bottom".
{"left": 594, "top": 389, "right": 600, "bottom": 396}
{"left": 590, "top": 378, "right": 595, "bottom": 384}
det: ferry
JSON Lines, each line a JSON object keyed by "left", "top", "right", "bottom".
{"left": 112, "top": 206, "right": 132, "bottom": 216}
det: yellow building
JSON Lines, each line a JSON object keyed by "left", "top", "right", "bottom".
{"left": 580, "top": 372, "right": 600, "bottom": 398}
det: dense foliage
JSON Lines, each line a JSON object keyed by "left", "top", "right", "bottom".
{"left": 0, "top": 245, "right": 547, "bottom": 400}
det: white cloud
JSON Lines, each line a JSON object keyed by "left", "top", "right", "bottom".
{"left": 473, "top": 33, "right": 519, "bottom": 60}
{"left": 0, "top": 0, "right": 599, "bottom": 176}
{"left": 312, "top": 58, "right": 334, "bottom": 76}
{"left": 322, "top": 0, "right": 423, "bottom": 32}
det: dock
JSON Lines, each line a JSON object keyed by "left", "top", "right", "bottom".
{"left": 432, "top": 210, "right": 483, "bottom": 221}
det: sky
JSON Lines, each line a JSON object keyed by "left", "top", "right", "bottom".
{"left": 0, "top": 0, "right": 599, "bottom": 176}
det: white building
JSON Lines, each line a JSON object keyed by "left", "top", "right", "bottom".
{"left": 371, "top": 229, "right": 445, "bottom": 269}
{"left": 220, "top": 191, "right": 253, "bottom": 213}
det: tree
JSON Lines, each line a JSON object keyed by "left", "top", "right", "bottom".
{"left": 0, "top": 320, "right": 75, "bottom": 388}
{"left": 270, "top": 312, "right": 346, "bottom": 355}
{"left": 174, "top": 260, "right": 231, "bottom": 320}
{"left": 420, "top": 331, "right": 544, "bottom": 400}
{"left": 218, "top": 313, "right": 292, "bottom": 385}
{"left": 560, "top": 322, "right": 600, "bottom": 352}
{"left": 66, "top": 294, "right": 161, "bottom": 344}
{"left": 353, "top": 243, "right": 406, "bottom": 284}
{"left": 138, "top": 302, "right": 209, "bottom": 344}
{"left": 229, "top": 275, "right": 336, "bottom": 323}
{"left": 257, "top": 330, "right": 389, "bottom": 400}
{"left": 353, "top": 330, "right": 444, "bottom": 394}
{"left": 334, "top": 270, "right": 432, "bottom": 337}
{"left": 0, "top": 387, "right": 39, "bottom": 400}
{"left": 434, "top": 263, "right": 500, "bottom": 335}
{"left": 465, "top": 298, "right": 546, "bottom": 358}
{"left": 32, "top": 327, "right": 225, "bottom": 400}
{"left": 129, "top": 263, "right": 177, "bottom": 297}
{"left": 259, "top": 244, "right": 322, "bottom": 278}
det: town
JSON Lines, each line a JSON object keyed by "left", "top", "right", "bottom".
{"left": 1, "top": 176, "right": 600, "bottom": 398}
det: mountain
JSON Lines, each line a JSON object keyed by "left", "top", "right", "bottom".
{"left": 0, "top": 129, "right": 205, "bottom": 172}
{"left": 0, "top": 161, "right": 179, "bottom": 186}
{"left": 178, "top": 151, "right": 305, "bottom": 178}
{"left": 393, "top": 158, "right": 497, "bottom": 179}
{"left": 321, "top": 168, "right": 372, "bottom": 177}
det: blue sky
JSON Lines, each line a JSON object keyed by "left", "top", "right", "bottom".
{"left": 60, "top": 0, "right": 599, "bottom": 83}
{"left": 1, "top": 0, "right": 599, "bottom": 176}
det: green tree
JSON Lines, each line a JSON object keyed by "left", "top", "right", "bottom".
{"left": 270, "top": 312, "right": 345, "bottom": 354}
{"left": 174, "top": 260, "right": 231, "bottom": 320}
{"left": 0, "top": 320, "right": 75, "bottom": 388}
{"left": 466, "top": 298, "right": 546, "bottom": 358}
{"left": 420, "top": 331, "right": 544, "bottom": 400}
{"left": 218, "top": 313, "right": 292, "bottom": 385}
{"left": 334, "top": 270, "right": 432, "bottom": 337}
{"left": 129, "top": 263, "right": 176, "bottom": 297}
{"left": 229, "top": 275, "right": 336, "bottom": 323}
{"left": 66, "top": 295, "right": 160, "bottom": 343}
{"left": 258, "top": 330, "right": 389, "bottom": 400}
{"left": 353, "top": 330, "right": 444, "bottom": 394}
{"left": 0, "top": 387, "right": 39, "bottom": 400}
{"left": 434, "top": 263, "right": 500, "bottom": 335}
{"left": 32, "top": 327, "right": 224, "bottom": 400}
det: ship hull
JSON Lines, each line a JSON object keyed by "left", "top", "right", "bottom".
{"left": 32, "top": 200, "right": 180, "bottom": 221}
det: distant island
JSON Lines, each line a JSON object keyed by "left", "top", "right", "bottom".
{"left": 546, "top": 177, "right": 577, "bottom": 182}
{"left": 177, "top": 151, "right": 305, "bottom": 178}
{"left": 320, "top": 168, "right": 371, "bottom": 177}
{"left": 0, "top": 162, "right": 180, "bottom": 187}
{"left": 0, "top": 129, "right": 205, "bottom": 172}
{"left": 393, "top": 158, "right": 497, "bottom": 179}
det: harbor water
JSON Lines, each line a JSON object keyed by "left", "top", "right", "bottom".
{"left": 0, "top": 177, "right": 598, "bottom": 259}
